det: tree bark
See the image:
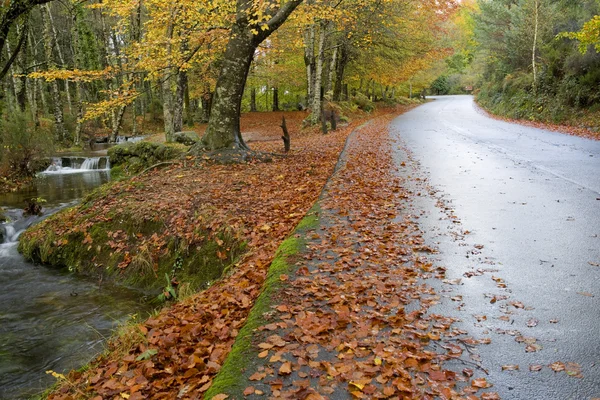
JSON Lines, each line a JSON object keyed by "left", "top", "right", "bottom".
{"left": 0, "top": 0, "right": 53, "bottom": 79}
{"left": 45, "top": 4, "right": 72, "bottom": 114}
{"left": 184, "top": 82, "right": 193, "bottom": 126}
{"left": 250, "top": 87, "right": 257, "bottom": 112}
{"left": 42, "top": 7, "right": 66, "bottom": 141}
{"left": 333, "top": 43, "right": 348, "bottom": 102}
{"left": 272, "top": 86, "right": 280, "bottom": 112}
{"left": 72, "top": 8, "right": 84, "bottom": 146}
{"left": 325, "top": 46, "right": 337, "bottom": 96}
{"left": 309, "top": 22, "right": 327, "bottom": 124}
{"left": 173, "top": 69, "right": 187, "bottom": 133}
{"left": 201, "top": 91, "right": 212, "bottom": 123}
{"left": 162, "top": 75, "right": 174, "bottom": 141}
{"left": 532, "top": 0, "right": 539, "bottom": 94}
{"left": 304, "top": 24, "right": 316, "bottom": 109}
{"left": 196, "top": 0, "right": 303, "bottom": 152}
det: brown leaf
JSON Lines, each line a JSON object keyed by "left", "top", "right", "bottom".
{"left": 501, "top": 364, "right": 519, "bottom": 371}
{"left": 279, "top": 362, "right": 292, "bottom": 375}
{"left": 550, "top": 361, "right": 566, "bottom": 372}
{"left": 472, "top": 378, "right": 492, "bottom": 388}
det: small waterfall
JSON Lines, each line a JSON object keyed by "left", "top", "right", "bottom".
{"left": 1, "top": 212, "right": 43, "bottom": 244}
{"left": 42, "top": 156, "right": 110, "bottom": 174}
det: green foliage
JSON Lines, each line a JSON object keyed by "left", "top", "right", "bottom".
{"left": 0, "top": 110, "right": 54, "bottom": 177}
{"left": 107, "top": 141, "right": 184, "bottom": 174}
{"left": 430, "top": 76, "right": 450, "bottom": 95}
{"left": 471, "top": 0, "right": 600, "bottom": 128}
{"left": 351, "top": 93, "right": 375, "bottom": 112}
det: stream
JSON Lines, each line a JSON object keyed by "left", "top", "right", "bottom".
{"left": 0, "top": 153, "right": 151, "bottom": 399}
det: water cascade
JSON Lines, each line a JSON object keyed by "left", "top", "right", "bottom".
{"left": 43, "top": 156, "right": 110, "bottom": 174}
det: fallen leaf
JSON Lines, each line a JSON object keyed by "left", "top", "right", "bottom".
{"left": 550, "top": 361, "right": 566, "bottom": 372}
{"left": 501, "top": 364, "right": 519, "bottom": 371}
{"left": 526, "top": 318, "right": 539, "bottom": 328}
{"left": 472, "top": 378, "right": 492, "bottom": 388}
{"left": 279, "top": 362, "right": 292, "bottom": 375}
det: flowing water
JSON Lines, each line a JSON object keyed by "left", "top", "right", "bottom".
{"left": 0, "top": 156, "right": 151, "bottom": 399}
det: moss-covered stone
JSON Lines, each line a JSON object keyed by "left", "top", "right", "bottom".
{"left": 204, "top": 205, "right": 320, "bottom": 399}
{"left": 108, "top": 141, "right": 185, "bottom": 174}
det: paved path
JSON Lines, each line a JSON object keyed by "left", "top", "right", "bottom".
{"left": 390, "top": 95, "right": 600, "bottom": 399}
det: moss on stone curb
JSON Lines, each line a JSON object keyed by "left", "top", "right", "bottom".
{"left": 203, "top": 205, "right": 321, "bottom": 399}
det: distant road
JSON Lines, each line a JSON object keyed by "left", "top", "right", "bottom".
{"left": 391, "top": 95, "right": 600, "bottom": 399}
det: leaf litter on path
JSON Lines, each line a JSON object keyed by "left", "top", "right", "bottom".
{"left": 228, "top": 115, "right": 496, "bottom": 398}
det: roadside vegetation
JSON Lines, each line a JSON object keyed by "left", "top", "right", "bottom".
{"left": 434, "top": 0, "right": 600, "bottom": 137}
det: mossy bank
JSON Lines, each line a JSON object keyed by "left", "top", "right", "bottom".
{"left": 19, "top": 142, "right": 246, "bottom": 296}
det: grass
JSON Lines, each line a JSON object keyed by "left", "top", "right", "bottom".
{"left": 203, "top": 205, "right": 321, "bottom": 399}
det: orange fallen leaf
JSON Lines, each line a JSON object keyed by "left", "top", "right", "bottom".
{"left": 279, "top": 362, "right": 292, "bottom": 375}
{"left": 472, "top": 378, "right": 492, "bottom": 388}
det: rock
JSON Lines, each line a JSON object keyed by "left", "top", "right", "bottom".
{"left": 174, "top": 131, "right": 200, "bottom": 146}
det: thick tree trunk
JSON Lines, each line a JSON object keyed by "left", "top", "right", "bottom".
{"left": 173, "top": 70, "right": 186, "bottom": 133}
{"left": 195, "top": 0, "right": 303, "bottom": 152}
{"left": 162, "top": 75, "right": 174, "bottom": 142}
{"left": 198, "top": 25, "right": 255, "bottom": 150}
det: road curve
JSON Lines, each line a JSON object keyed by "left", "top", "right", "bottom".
{"left": 390, "top": 95, "right": 600, "bottom": 399}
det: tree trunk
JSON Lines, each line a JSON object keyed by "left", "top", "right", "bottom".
{"left": 45, "top": 4, "right": 72, "bottom": 114}
{"left": 325, "top": 46, "right": 337, "bottom": 96}
{"left": 198, "top": 24, "right": 256, "bottom": 150}
{"left": 304, "top": 24, "right": 316, "bottom": 109}
{"left": 201, "top": 91, "right": 212, "bottom": 123}
{"left": 72, "top": 9, "right": 84, "bottom": 146}
{"left": 532, "top": 0, "right": 539, "bottom": 94}
{"left": 272, "top": 86, "right": 280, "bottom": 112}
{"left": 173, "top": 70, "right": 186, "bottom": 133}
{"left": 42, "top": 7, "right": 66, "bottom": 141}
{"left": 110, "top": 105, "right": 126, "bottom": 143}
{"left": 195, "top": 0, "right": 303, "bottom": 152}
{"left": 333, "top": 42, "right": 348, "bottom": 102}
{"left": 162, "top": 75, "right": 174, "bottom": 141}
{"left": 309, "top": 22, "right": 327, "bottom": 124}
{"left": 185, "top": 82, "right": 193, "bottom": 127}
{"left": 250, "top": 87, "right": 257, "bottom": 112}
{"left": 15, "top": 23, "right": 27, "bottom": 112}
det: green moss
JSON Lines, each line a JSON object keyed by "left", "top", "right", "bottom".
{"left": 204, "top": 206, "right": 320, "bottom": 399}
{"left": 19, "top": 207, "right": 246, "bottom": 295}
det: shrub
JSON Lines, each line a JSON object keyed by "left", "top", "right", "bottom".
{"left": 0, "top": 110, "right": 54, "bottom": 177}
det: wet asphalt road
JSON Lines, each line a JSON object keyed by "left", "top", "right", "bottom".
{"left": 390, "top": 95, "right": 600, "bottom": 399}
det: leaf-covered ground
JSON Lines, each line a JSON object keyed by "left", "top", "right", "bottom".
{"left": 206, "top": 115, "right": 501, "bottom": 399}
{"left": 45, "top": 108, "right": 417, "bottom": 399}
